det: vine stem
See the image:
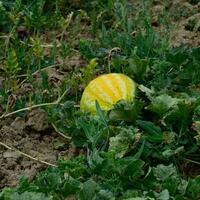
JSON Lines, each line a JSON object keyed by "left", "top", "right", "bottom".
{"left": 51, "top": 123, "right": 71, "bottom": 141}
{"left": 0, "top": 142, "right": 57, "bottom": 167}
{"left": 0, "top": 102, "right": 60, "bottom": 119}
{"left": 0, "top": 88, "right": 70, "bottom": 120}
{"left": 183, "top": 158, "right": 200, "bottom": 165}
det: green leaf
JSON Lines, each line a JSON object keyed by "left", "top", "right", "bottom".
{"left": 81, "top": 58, "right": 98, "bottom": 85}
{"left": 137, "top": 120, "right": 163, "bottom": 143}
{"left": 133, "top": 141, "right": 145, "bottom": 159}
{"left": 153, "top": 164, "right": 177, "bottom": 181}
{"left": 81, "top": 121, "right": 96, "bottom": 143}
{"left": 166, "top": 49, "right": 188, "bottom": 67}
{"left": 186, "top": 175, "right": 200, "bottom": 199}
{"left": 61, "top": 177, "right": 81, "bottom": 197}
{"left": 95, "top": 100, "right": 108, "bottom": 127}
{"left": 79, "top": 179, "right": 98, "bottom": 200}
{"left": 164, "top": 102, "right": 192, "bottom": 132}
{"left": 17, "top": 176, "right": 31, "bottom": 193}
{"left": 162, "top": 146, "right": 184, "bottom": 158}
{"left": 6, "top": 49, "right": 20, "bottom": 75}
{"left": 58, "top": 156, "right": 88, "bottom": 179}
{"left": 128, "top": 53, "right": 149, "bottom": 83}
{"left": 34, "top": 169, "right": 62, "bottom": 192}
{"left": 108, "top": 127, "right": 139, "bottom": 158}
{"left": 97, "top": 189, "right": 115, "bottom": 200}
{"left": 148, "top": 94, "right": 179, "bottom": 117}
{"left": 123, "top": 159, "right": 145, "bottom": 180}
{"left": 0, "top": 188, "right": 13, "bottom": 200}
{"left": 177, "top": 179, "right": 188, "bottom": 195}
{"left": 79, "top": 39, "right": 96, "bottom": 59}
{"left": 9, "top": 192, "right": 51, "bottom": 200}
{"left": 138, "top": 84, "right": 154, "bottom": 99}
{"left": 87, "top": 148, "right": 104, "bottom": 169}
{"left": 163, "top": 176, "right": 179, "bottom": 196}
{"left": 109, "top": 100, "right": 143, "bottom": 123}
{"left": 41, "top": 71, "right": 49, "bottom": 90}
{"left": 154, "top": 189, "right": 170, "bottom": 200}
{"left": 162, "top": 131, "right": 175, "bottom": 144}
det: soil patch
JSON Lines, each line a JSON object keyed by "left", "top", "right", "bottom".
{"left": 0, "top": 109, "right": 71, "bottom": 189}
{"left": 131, "top": 0, "right": 200, "bottom": 47}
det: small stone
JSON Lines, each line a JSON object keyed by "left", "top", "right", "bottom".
{"left": 3, "top": 150, "right": 20, "bottom": 159}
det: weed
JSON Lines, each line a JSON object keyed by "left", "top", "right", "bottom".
{"left": 0, "top": 0, "right": 200, "bottom": 199}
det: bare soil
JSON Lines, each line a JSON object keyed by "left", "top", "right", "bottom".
{"left": 0, "top": 50, "right": 86, "bottom": 189}
{"left": 0, "top": 109, "right": 68, "bottom": 189}
{"left": 131, "top": 0, "right": 200, "bottom": 47}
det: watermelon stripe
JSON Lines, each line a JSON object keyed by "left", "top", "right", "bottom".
{"left": 80, "top": 73, "right": 136, "bottom": 113}
{"left": 120, "top": 74, "right": 135, "bottom": 100}
{"left": 114, "top": 74, "right": 127, "bottom": 99}
{"left": 94, "top": 78, "right": 116, "bottom": 104}
{"left": 86, "top": 85, "right": 113, "bottom": 107}
{"left": 108, "top": 74, "right": 124, "bottom": 99}
{"left": 101, "top": 75, "right": 121, "bottom": 100}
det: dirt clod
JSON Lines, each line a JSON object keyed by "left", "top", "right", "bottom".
{"left": 0, "top": 110, "right": 68, "bottom": 189}
{"left": 26, "top": 109, "right": 49, "bottom": 132}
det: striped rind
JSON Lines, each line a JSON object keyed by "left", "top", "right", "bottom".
{"left": 80, "top": 73, "right": 136, "bottom": 113}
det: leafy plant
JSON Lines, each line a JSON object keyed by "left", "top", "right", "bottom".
{"left": 0, "top": 0, "right": 200, "bottom": 199}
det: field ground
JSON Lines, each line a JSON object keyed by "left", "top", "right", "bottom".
{"left": 0, "top": 0, "right": 200, "bottom": 199}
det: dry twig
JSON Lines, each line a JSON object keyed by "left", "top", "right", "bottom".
{"left": 0, "top": 142, "right": 57, "bottom": 167}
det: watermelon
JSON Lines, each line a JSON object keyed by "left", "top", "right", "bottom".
{"left": 80, "top": 73, "right": 136, "bottom": 113}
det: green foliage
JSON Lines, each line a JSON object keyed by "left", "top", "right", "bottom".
{"left": 80, "top": 58, "right": 98, "bottom": 86}
{"left": 0, "top": 190, "right": 51, "bottom": 200}
{"left": 128, "top": 53, "right": 149, "bottom": 84}
{"left": 147, "top": 94, "right": 180, "bottom": 118}
{"left": 1, "top": 161, "right": 200, "bottom": 199}
{"left": 5, "top": 49, "right": 20, "bottom": 75}
{"left": 0, "top": 0, "right": 200, "bottom": 199}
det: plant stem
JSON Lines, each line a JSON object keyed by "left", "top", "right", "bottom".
{"left": 51, "top": 123, "right": 71, "bottom": 140}
{"left": 0, "top": 102, "right": 61, "bottom": 119}
{"left": 0, "top": 142, "right": 57, "bottom": 167}
{"left": 184, "top": 158, "right": 200, "bottom": 165}
{"left": 0, "top": 87, "right": 70, "bottom": 120}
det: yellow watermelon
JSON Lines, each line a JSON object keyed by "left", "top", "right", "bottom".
{"left": 80, "top": 73, "right": 136, "bottom": 113}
